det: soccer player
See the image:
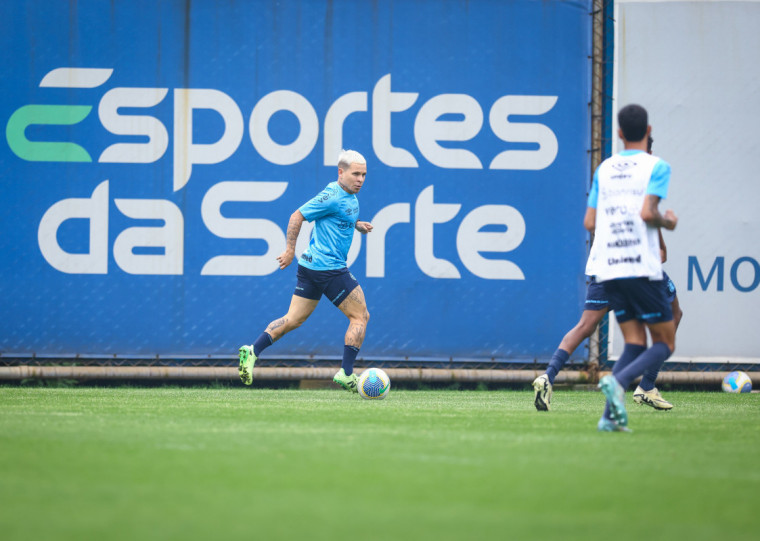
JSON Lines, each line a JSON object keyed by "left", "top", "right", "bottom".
{"left": 238, "top": 149, "right": 373, "bottom": 392}
{"left": 585, "top": 104, "right": 678, "bottom": 431}
{"left": 533, "top": 136, "right": 682, "bottom": 412}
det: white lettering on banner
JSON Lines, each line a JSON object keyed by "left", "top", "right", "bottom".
{"left": 456, "top": 205, "right": 525, "bottom": 280}
{"left": 38, "top": 181, "right": 186, "bottom": 275}
{"left": 113, "top": 198, "right": 184, "bottom": 275}
{"left": 199, "top": 182, "right": 363, "bottom": 277}
{"left": 19, "top": 68, "right": 559, "bottom": 180}
{"left": 489, "top": 95, "right": 559, "bottom": 170}
{"left": 414, "top": 94, "right": 483, "bottom": 169}
{"left": 38, "top": 181, "right": 109, "bottom": 274}
{"left": 200, "top": 181, "right": 289, "bottom": 276}
{"left": 37, "top": 181, "right": 526, "bottom": 280}
{"left": 365, "top": 203, "right": 411, "bottom": 278}
{"left": 173, "top": 89, "right": 244, "bottom": 191}
{"left": 27, "top": 67, "right": 553, "bottom": 280}
{"left": 249, "top": 90, "right": 319, "bottom": 166}
{"left": 323, "top": 91, "right": 368, "bottom": 166}
{"left": 40, "top": 67, "right": 113, "bottom": 88}
{"left": 415, "top": 185, "right": 462, "bottom": 278}
{"left": 372, "top": 74, "right": 420, "bottom": 168}
{"left": 98, "top": 87, "right": 169, "bottom": 163}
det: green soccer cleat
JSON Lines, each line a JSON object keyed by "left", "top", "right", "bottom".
{"left": 532, "top": 374, "right": 552, "bottom": 411}
{"left": 333, "top": 368, "right": 358, "bottom": 393}
{"left": 633, "top": 386, "right": 673, "bottom": 410}
{"left": 598, "top": 374, "right": 628, "bottom": 427}
{"left": 238, "top": 345, "right": 257, "bottom": 385}
{"left": 597, "top": 416, "right": 633, "bottom": 433}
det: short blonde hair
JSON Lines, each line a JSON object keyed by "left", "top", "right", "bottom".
{"left": 337, "top": 149, "right": 366, "bottom": 170}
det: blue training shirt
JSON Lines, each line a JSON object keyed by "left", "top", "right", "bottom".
{"left": 587, "top": 149, "right": 671, "bottom": 208}
{"left": 298, "top": 181, "right": 359, "bottom": 270}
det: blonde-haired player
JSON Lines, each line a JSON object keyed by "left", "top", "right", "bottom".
{"left": 238, "top": 150, "right": 373, "bottom": 392}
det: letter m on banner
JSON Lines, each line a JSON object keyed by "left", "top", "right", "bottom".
{"left": 688, "top": 256, "right": 724, "bottom": 291}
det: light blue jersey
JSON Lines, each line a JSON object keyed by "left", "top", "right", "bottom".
{"left": 298, "top": 181, "right": 359, "bottom": 270}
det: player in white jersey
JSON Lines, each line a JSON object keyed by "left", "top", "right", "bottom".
{"left": 532, "top": 136, "right": 682, "bottom": 412}
{"left": 584, "top": 104, "right": 678, "bottom": 432}
{"left": 237, "top": 150, "right": 374, "bottom": 392}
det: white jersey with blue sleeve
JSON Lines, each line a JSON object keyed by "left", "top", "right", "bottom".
{"left": 585, "top": 150, "right": 671, "bottom": 282}
{"left": 298, "top": 181, "right": 359, "bottom": 270}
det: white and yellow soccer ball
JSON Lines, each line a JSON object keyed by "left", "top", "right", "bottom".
{"left": 357, "top": 368, "right": 391, "bottom": 400}
{"left": 721, "top": 371, "right": 752, "bottom": 393}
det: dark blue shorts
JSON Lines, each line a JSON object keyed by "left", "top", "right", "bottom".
{"left": 663, "top": 271, "right": 677, "bottom": 304}
{"left": 294, "top": 265, "right": 360, "bottom": 307}
{"left": 602, "top": 277, "right": 673, "bottom": 324}
{"left": 584, "top": 276, "right": 610, "bottom": 311}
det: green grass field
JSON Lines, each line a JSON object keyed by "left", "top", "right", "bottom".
{"left": 1, "top": 386, "right": 758, "bottom": 541}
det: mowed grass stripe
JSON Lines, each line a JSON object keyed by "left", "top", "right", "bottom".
{"left": 0, "top": 387, "right": 758, "bottom": 541}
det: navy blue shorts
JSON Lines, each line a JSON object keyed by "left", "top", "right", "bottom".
{"left": 584, "top": 276, "right": 610, "bottom": 311}
{"left": 663, "top": 271, "right": 677, "bottom": 304}
{"left": 294, "top": 265, "right": 360, "bottom": 307}
{"left": 602, "top": 277, "right": 673, "bottom": 324}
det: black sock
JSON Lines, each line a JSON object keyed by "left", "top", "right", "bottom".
{"left": 342, "top": 345, "right": 360, "bottom": 376}
{"left": 546, "top": 349, "right": 570, "bottom": 384}
{"left": 616, "top": 342, "right": 672, "bottom": 389}
{"left": 253, "top": 332, "right": 273, "bottom": 357}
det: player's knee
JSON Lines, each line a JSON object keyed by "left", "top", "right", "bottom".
{"left": 349, "top": 309, "right": 369, "bottom": 328}
{"left": 278, "top": 314, "right": 307, "bottom": 332}
{"left": 291, "top": 315, "right": 309, "bottom": 329}
{"left": 653, "top": 334, "right": 676, "bottom": 354}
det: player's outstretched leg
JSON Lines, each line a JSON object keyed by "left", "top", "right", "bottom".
{"left": 532, "top": 375, "right": 552, "bottom": 411}
{"left": 598, "top": 374, "right": 628, "bottom": 427}
{"left": 334, "top": 284, "right": 368, "bottom": 394}
{"left": 238, "top": 345, "right": 257, "bottom": 385}
{"left": 633, "top": 386, "right": 673, "bottom": 410}
{"left": 537, "top": 307, "right": 607, "bottom": 411}
{"left": 239, "top": 296, "right": 319, "bottom": 386}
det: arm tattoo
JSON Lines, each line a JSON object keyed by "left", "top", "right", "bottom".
{"left": 285, "top": 213, "right": 303, "bottom": 250}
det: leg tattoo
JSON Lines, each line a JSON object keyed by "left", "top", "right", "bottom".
{"left": 266, "top": 317, "right": 288, "bottom": 340}
{"left": 345, "top": 321, "right": 366, "bottom": 348}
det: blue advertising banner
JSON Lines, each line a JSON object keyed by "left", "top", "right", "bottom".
{"left": 0, "top": 0, "right": 592, "bottom": 361}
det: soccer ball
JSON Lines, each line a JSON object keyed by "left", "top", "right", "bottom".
{"left": 721, "top": 371, "right": 752, "bottom": 393}
{"left": 357, "top": 368, "right": 391, "bottom": 400}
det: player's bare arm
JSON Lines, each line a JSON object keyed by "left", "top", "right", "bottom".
{"left": 277, "top": 210, "right": 305, "bottom": 269}
{"left": 658, "top": 228, "right": 667, "bottom": 263}
{"left": 355, "top": 221, "right": 373, "bottom": 234}
{"left": 641, "top": 195, "right": 677, "bottom": 230}
{"left": 583, "top": 207, "right": 596, "bottom": 233}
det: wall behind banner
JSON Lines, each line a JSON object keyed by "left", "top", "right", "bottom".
{"left": 613, "top": 0, "right": 760, "bottom": 363}
{"left": 0, "top": 0, "right": 592, "bottom": 361}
